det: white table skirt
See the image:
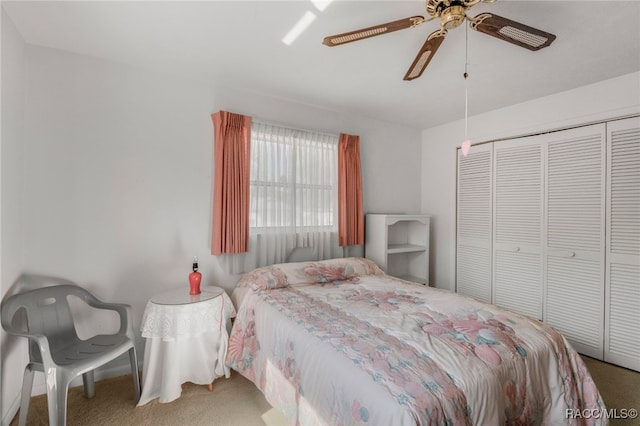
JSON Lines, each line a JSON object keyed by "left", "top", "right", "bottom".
{"left": 137, "top": 287, "right": 235, "bottom": 405}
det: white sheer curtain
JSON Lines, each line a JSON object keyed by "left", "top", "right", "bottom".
{"left": 219, "top": 122, "right": 340, "bottom": 274}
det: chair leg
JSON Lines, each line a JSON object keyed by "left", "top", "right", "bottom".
{"left": 45, "top": 372, "right": 70, "bottom": 426}
{"left": 82, "top": 370, "right": 96, "bottom": 398}
{"left": 128, "top": 347, "right": 141, "bottom": 402}
{"left": 56, "top": 377, "right": 70, "bottom": 426}
{"left": 18, "top": 364, "right": 36, "bottom": 426}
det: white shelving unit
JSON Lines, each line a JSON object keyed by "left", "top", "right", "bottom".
{"left": 365, "top": 214, "right": 430, "bottom": 285}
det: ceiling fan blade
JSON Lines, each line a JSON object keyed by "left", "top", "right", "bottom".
{"left": 323, "top": 16, "right": 425, "bottom": 47}
{"left": 403, "top": 29, "right": 447, "bottom": 81}
{"left": 470, "top": 13, "right": 556, "bottom": 51}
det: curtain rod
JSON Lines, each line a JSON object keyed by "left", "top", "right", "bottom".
{"left": 252, "top": 117, "right": 340, "bottom": 139}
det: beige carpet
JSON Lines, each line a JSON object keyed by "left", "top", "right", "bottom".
{"left": 11, "top": 357, "right": 640, "bottom": 426}
{"left": 581, "top": 357, "right": 640, "bottom": 426}
{"left": 10, "top": 370, "right": 286, "bottom": 426}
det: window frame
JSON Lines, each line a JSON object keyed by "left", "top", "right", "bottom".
{"left": 248, "top": 122, "right": 338, "bottom": 233}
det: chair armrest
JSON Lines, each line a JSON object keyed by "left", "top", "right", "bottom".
{"left": 83, "top": 295, "right": 134, "bottom": 338}
{"left": 2, "top": 326, "right": 55, "bottom": 364}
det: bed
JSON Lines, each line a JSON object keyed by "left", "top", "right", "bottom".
{"left": 226, "top": 257, "right": 607, "bottom": 425}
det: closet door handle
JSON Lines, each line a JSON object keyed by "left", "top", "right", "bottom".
{"left": 550, "top": 250, "right": 576, "bottom": 258}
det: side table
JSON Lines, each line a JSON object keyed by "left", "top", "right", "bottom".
{"left": 137, "top": 286, "right": 235, "bottom": 405}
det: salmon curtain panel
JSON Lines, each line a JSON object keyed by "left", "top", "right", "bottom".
{"left": 211, "top": 111, "right": 252, "bottom": 255}
{"left": 338, "top": 133, "right": 364, "bottom": 246}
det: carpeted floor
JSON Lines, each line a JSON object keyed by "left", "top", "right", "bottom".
{"left": 581, "top": 357, "right": 640, "bottom": 426}
{"left": 10, "top": 357, "right": 640, "bottom": 426}
{"left": 10, "top": 370, "right": 285, "bottom": 426}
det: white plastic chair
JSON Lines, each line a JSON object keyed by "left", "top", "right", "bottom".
{"left": 1, "top": 284, "right": 141, "bottom": 426}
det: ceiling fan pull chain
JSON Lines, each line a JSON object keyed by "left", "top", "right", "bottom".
{"left": 461, "top": 21, "right": 471, "bottom": 157}
{"left": 464, "top": 81, "right": 469, "bottom": 137}
{"left": 464, "top": 22, "right": 469, "bottom": 139}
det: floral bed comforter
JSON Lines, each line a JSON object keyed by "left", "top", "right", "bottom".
{"left": 226, "top": 260, "right": 606, "bottom": 425}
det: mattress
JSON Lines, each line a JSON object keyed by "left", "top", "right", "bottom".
{"left": 226, "top": 257, "right": 606, "bottom": 425}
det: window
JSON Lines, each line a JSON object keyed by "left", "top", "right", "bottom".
{"left": 249, "top": 122, "right": 338, "bottom": 233}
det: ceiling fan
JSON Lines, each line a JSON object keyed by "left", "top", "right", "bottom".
{"left": 322, "top": 0, "right": 556, "bottom": 81}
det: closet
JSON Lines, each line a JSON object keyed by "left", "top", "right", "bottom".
{"left": 493, "top": 137, "right": 544, "bottom": 321}
{"left": 456, "top": 144, "right": 493, "bottom": 302}
{"left": 605, "top": 119, "right": 640, "bottom": 371}
{"left": 456, "top": 116, "right": 639, "bottom": 371}
{"left": 544, "top": 124, "right": 605, "bottom": 359}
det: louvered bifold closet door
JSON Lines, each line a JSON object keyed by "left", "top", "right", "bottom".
{"left": 605, "top": 117, "right": 640, "bottom": 372}
{"left": 493, "top": 137, "right": 543, "bottom": 319}
{"left": 456, "top": 143, "right": 493, "bottom": 303}
{"left": 544, "top": 124, "right": 605, "bottom": 359}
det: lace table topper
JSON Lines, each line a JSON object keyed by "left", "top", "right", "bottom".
{"left": 141, "top": 287, "right": 235, "bottom": 340}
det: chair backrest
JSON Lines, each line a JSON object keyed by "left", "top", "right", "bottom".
{"left": 1, "top": 284, "right": 92, "bottom": 361}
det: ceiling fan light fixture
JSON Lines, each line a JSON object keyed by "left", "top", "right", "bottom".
{"left": 440, "top": 5, "right": 466, "bottom": 30}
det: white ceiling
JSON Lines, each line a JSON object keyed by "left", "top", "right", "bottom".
{"left": 3, "top": 1, "right": 640, "bottom": 129}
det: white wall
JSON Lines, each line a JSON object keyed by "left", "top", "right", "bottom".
{"left": 21, "top": 44, "right": 422, "bottom": 298}
{"left": 0, "top": 41, "right": 422, "bottom": 407}
{"left": 1, "top": 8, "right": 27, "bottom": 425}
{"left": 421, "top": 71, "right": 640, "bottom": 291}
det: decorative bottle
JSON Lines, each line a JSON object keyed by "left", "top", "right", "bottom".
{"left": 189, "top": 256, "right": 202, "bottom": 295}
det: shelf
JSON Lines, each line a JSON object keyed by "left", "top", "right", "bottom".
{"left": 365, "top": 214, "right": 430, "bottom": 287}
{"left": 387, "top": 244, "right": 427, "bottom": 254}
